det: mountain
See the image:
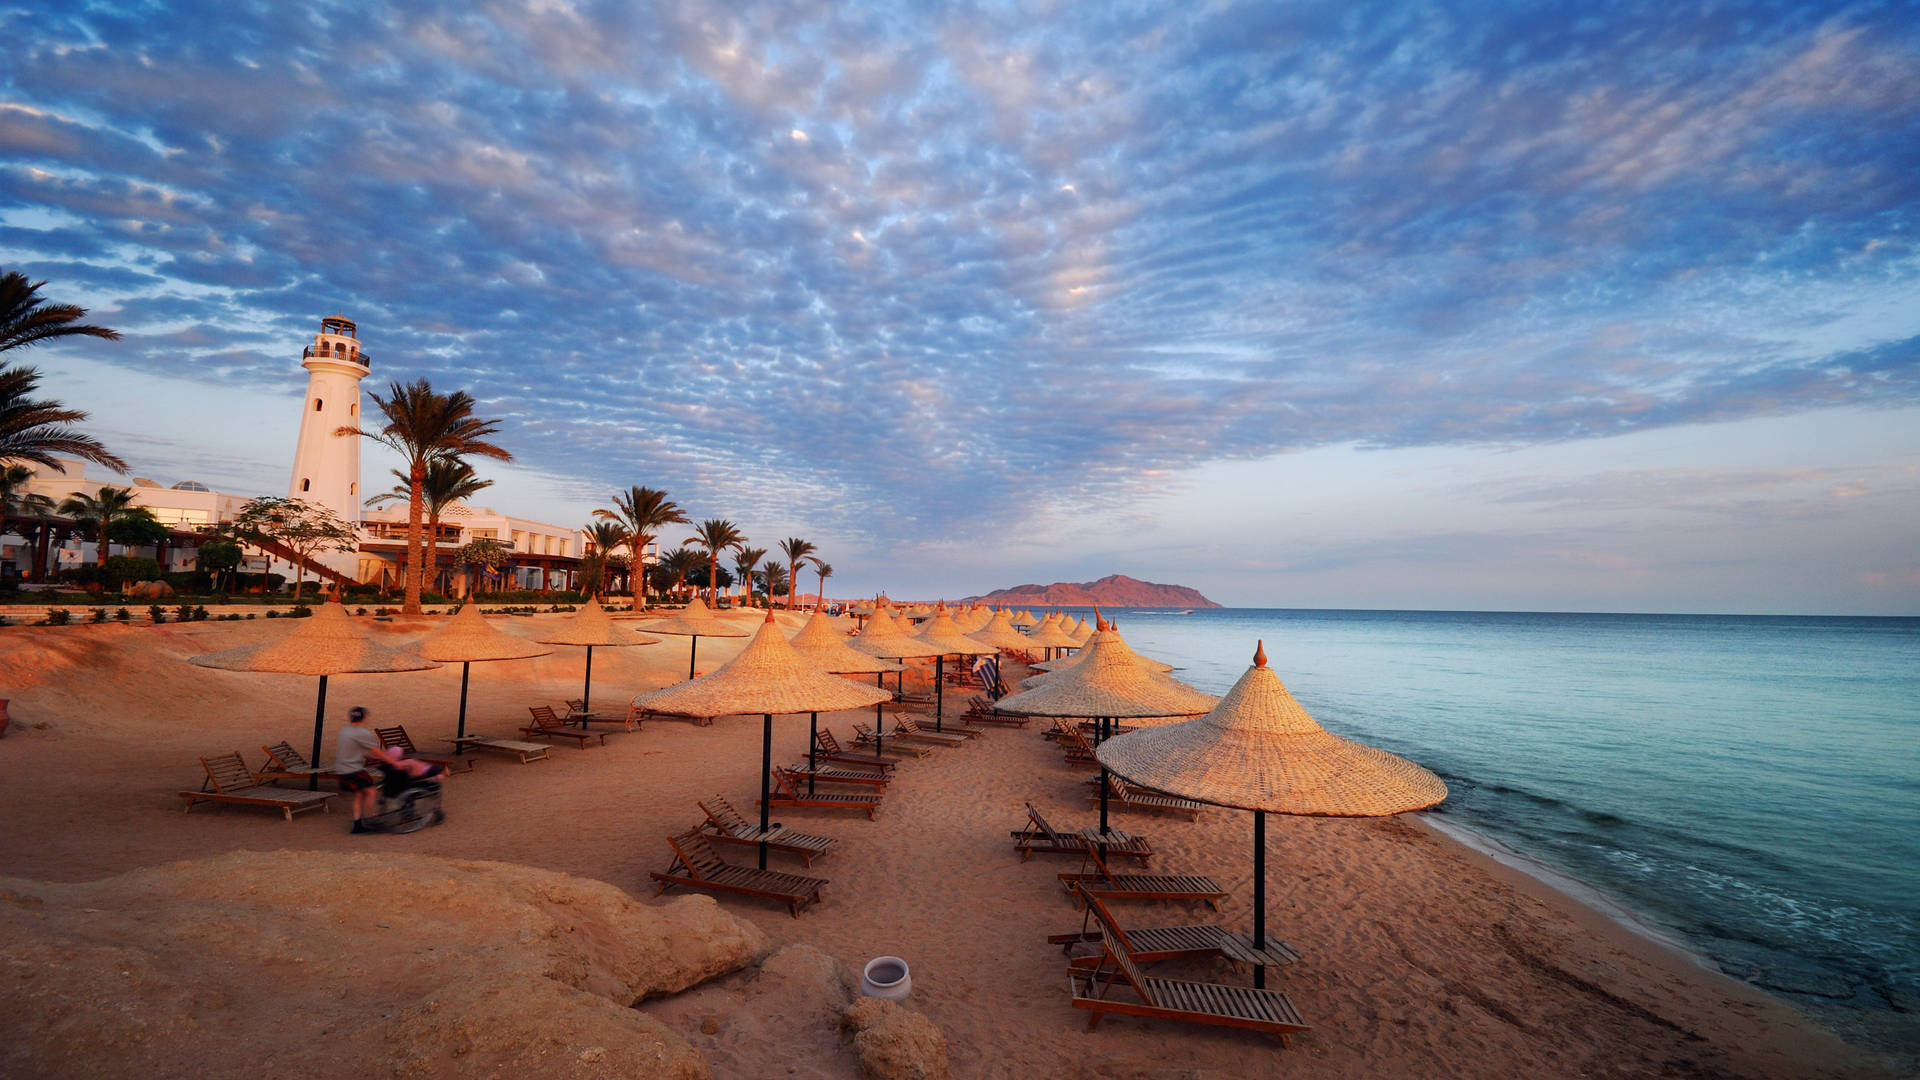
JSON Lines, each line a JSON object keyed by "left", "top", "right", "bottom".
{"left": 961, "top": 574, "right": 1220, "bottom": 609}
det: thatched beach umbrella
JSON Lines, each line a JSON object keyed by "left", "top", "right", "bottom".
{"left": 1069, "top": 616, "right": 1093, "bottom": 645}
{"left": 789, "top": 610, "right": 902, "bottom": 788}
{"left": 634, "top": 596, "right": 749, "bottom": 681}
{"left": 533, "top": 599, "right": 659, "bottom": 718}
{"left": 1022, "top": 614, "right": 1079, "bottom": 662}
{"left": 994, "top": 618, "right": 1218, "bottom": 838}
{"left": 845, "top": 608, "right": 943, "bottom": 754}
{"left": 1098, "top": 642, "right": 1447, "bottom": 987}
{"left": 412, "top": 603, "right": 552, "bottom": 749}
{"left": 968, "top": 607, "right": 1037, "bottom": 653}
{"left": 912, "top": 601, "right": 995, "bottom": 731}
{"left": 190, "top": 603, "right": 438, "bottom": 789}
{"left": 634, "top": 611, "right": 889, "bottom": 866}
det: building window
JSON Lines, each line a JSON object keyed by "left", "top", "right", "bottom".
{"left": 349, "top": 403, "right": 357, "bottom": 416}
{"left": 300, "top": 478, "right": 311, "bottom": 492}
{"left": 349, "top": 482, "right": 357, "bottom": 496}
{"left": 314, "top": 398, "right": 324, "bottom": 412}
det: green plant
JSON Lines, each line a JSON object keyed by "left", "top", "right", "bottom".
{"left": 148, "top": 604, "right": 165, "bottom": 623}
{"left": 104, "top": 554, "right": 162, "bottom": 590}
{"left": 175, "top": 603, "right": 193, "bottom": 623}
{"left": 355, "top": 606, "right": 368, "bottom": 615}
{"left": 114, "top": 606, "right": 130, "bottom": 622}
{"left": 90, "top": 607, "right": 107, "bottom": 623}
{"left": 265, "top": 608, "right": 278, "bottom": 619}
{"left": 245, "top": 612, "right": 257, "bottom": 619}
{"left": 290, "top": 604, "right": 313, "bottom": 618}
{"left": 44, "top": 607, "right": 70, "bottom": 625}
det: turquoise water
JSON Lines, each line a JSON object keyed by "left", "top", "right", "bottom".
{"left": 1042, "top": 608, "right": 1920, "bottom": 1048}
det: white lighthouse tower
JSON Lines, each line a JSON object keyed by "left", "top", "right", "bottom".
{"left": 286, "top": 314, "right": 369, "bottom": 575}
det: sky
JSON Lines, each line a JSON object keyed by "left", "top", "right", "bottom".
{"left": 2, "top": 0, "right": 1917, "bottom": 614}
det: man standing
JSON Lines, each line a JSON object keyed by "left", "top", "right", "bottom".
{"left": 334, "top": 706, "right": 383, "bottom": 833}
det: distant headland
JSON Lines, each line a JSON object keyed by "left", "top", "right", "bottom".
{"left": 961, "top": 574, "right": 1221, "bottom": 609}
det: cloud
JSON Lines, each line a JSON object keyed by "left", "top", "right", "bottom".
{"left": 0, "top": 0, "right": 1915, "bottom": 554}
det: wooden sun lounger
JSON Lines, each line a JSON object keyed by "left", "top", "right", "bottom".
{"left": 1011, "top": 802, "right": 1153, "bottom": 864}
{"left": 916, "top": 715, "right": 989, "bottom": 738}
{"left": 883, "top": 715, "right": 970, "bottom": 747}
{"left": 375, "top": 725, "right": 474, "bottom": 772}
{"left": 1066, "top": 887, "right": 1309, "bottom": 1042}
{"left": 524, "top": 705, "right": 610, "bottom": 747}
{"left": 650, "top": 829, "right": 828, "bottom": 917}
{"left": 698, "top": 796, "right": 839, "bottom": 867}
{"left": 256, "top": 741, "right": 335, "bottom": 787}
{"left": 961, "top": 695, "right": 1031, "bottom": 727}
{"left": 759, "top": 768, "right": 883, "bottom": 820}
{"left": 565, "top": 699, "right": 639, "bottom": 731}
{"left": 1059, "top": 846, "right": 1227, "bottom": 910}
{"left": 852, "top": 723, "right": 935, "bottom": 757}
{"left": 782, "top": 762, "right": 890, "bottom": 790}
{"left": 1050, "top": 890, "right": 1300, "bottom": 970}
{"left": 442, "top": 735, "right": 551, "bottom": 763}
{"left": 181, "top": 752, "right": 333, "bottom": 821}
{"left": 812, "top": 730, "right": 897, "bottom": 773}
{"left": 1090, "top": 775, "right": 1205, "bottom": 821}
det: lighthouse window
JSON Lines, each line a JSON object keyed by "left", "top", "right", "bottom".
{"left": 314, "top": 398, "right": 324, "bottom": 412}
{"left": 349, "top": 404, "right": 357, "bottom": 416}
{"left": 300, "top": 478, "right": 311, "bottom": 492}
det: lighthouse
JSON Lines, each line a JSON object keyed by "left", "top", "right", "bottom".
{"left": 286, "top": 315, "right": 368, "bottom": 573}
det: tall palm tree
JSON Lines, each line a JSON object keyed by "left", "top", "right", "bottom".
{"left": 810, "top": 558, "right": 833, "bottom": 609}
{"left": 652, "top": 547, "right": 703, "bottom": 600}
{"left": 759, "top": 562, "right": 789, "bottom": 605}
{"left": 0, "top": 365, "right": 127, "bottom": 473}
{"left": 367, "top": 458, "right": 492, "bottom": 594}
{"left": 584, "top": 520, "right": 627, "bottom": 596}
{"left": 593, "top": 486, "right": 686, "bottom": 606}
{"left": 338, "top": 379, "right": 512, "bottom": 614}
{"left": 0, "top": 270, "right": 121, "bottom": 356}
{"left": 682, "top": 519, "right": 744, "bottom": 604}
{"left": 733, "top": 545, "right": 768, "bottom": 606}
{"left": 57, "top": 485, "right": 140, "bottom": 567}
{"left": 778, "top": 537, "right": 817, "bottom": 610}
{"left": 1, "top": 464, "right": 56, "bottom": 580}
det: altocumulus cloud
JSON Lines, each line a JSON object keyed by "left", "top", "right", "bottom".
{"left": 1, "top": 0, "right": 1915, "bottom": 540}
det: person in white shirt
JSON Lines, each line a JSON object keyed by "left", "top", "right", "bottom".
{"left": 333, "top": 706, "right": 385, "bottom": 833}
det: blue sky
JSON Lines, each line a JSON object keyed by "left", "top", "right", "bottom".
{"left": 3, "top": 1, "right": 1916, "bottom": 612}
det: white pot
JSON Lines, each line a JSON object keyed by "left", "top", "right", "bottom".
{"left": 860, "top": 955, "right": 911, "bottom": 1001}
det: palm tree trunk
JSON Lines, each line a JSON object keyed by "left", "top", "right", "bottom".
{"left": 427, "top": 511, "right": 441, "bottom": 596}
{"left": 788, "top": 560, "right": 798, "bottom": 610}
{"left": 405, "top": 462, "right": 425, "bottom": 614}
{"left": 709, "top": 552, "right": 719, "bottom": 603}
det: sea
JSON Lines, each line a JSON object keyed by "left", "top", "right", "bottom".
{"left": 1036, "top": 607, "right": 1920, "bottom": 1052}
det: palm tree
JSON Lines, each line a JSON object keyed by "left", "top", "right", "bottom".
{"left": 682, "top": 519, "right": 744, "bottom": 604}
{"left": 733, "top": 545, "right": 768, "bottom": 606}
{"left": 779, "top": 537, "right": 817, "bottom": 610}
{"left": 652, "top": 547, "right": 703, "bottom": 600}
{"left": 367, "top": 458, "right": 492, "bottom": 594}
{"left": 1, "top": 464, "right": 56, "bottom": 581}
{"left": 593, "top": 486, "right": 686, "bottom": 606}
{"left": 810, "top": 558, "right": 833, "bottom": 609}
{"left": 57, "top": 485, "right": 140, "bottom": 567}
{"left": 338, "top": 379, "right": 512, "bottom": 614}
{"left": 0, "top": 270, "right": 121, "bottom": 356}
{"left": 0, "top": 364, "right": 127, "bottom": 473}
{"left": 583, "top": 520, "right": 627, "bottom": 596}
{"left": 759, "top": 562, "right": 789, "bottom": 605}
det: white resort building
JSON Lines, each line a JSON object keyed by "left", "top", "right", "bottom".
{"left": 1, "top": 316, "right": 589, "bottom": 595}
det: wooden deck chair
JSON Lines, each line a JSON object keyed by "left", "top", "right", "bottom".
{"left": 1054, "top": 721, "right": 1101, "bottom": 769}
{"left": 1066, "top": 887, "right": 1310, "bottom": 1042}
{"left": 1010, "top": 802, "right": 1153, "bottom": 864}
{"left": 851, "top": 723, "right": 935, "bottom": 757}
{"left": 1050, "top": 889, "right": 1301, "bottom": 971}
{"left": 1090, "top": 775, "right": 1205, "bottom": 821}
{"left": 913, "top": 713, "right": 990, "bottom": 738}
{"left": 650, "top": 829, "right": 828, "bottom": 917}
{"left": 760, "top": 767, "right": 883, "bottom": 819}
{"left": 886, "top": 715, "right": 971, "bottom": 747}
{"left": 961, "top": 695, "right": 1031, "bottom": 727}
{"left": 256, "top": 741, "right": 335, "bottom": 786}
{"left": 523, "top": 705, "right": 611, "bottom": 747}
{"left": 698, "top": 796, "right": 839, "bottom": 867}
{"left": 812, "top": 729, "right": 897, "bottom": 773}
{"left": 180, "top": 752, "right": 333, "bottom": 821}
{"left": 1059, "top": 844, "right": 1227, "bottom": 910}
{"left": 564, "top": 698, "right": 636, "bottom": 731}
{"left": 441, "top": 735, "right": 552, "bottom": 763}
{"left": 781, "top": 761, "right": 890, "bottom": 790}
{"left": 375, "top": 726, "right": 474, "bottom": 772}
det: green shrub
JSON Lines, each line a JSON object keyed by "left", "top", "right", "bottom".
{"left": 114, "top": 607, "right": 131, "bottom": 622}
{"left": 290, "top": 605, "right": 313, "bottom": 618}
{"left": 175, "top": 603, "right": 194, "bottom": 623}
{"left": 265, "top": 609, "right": 279, "bottom": 619}
{"left": 245, "top": 612, "right": 257, "bottom": 619}
{"left": 344, "top": 582, "right": 382, "bottom": 597}
{"left": 164, "top": 570, "right": 213, "bottom": 593}
{"left": 44, "top": 608, "right": 71, "bottom": 626}
{"left": 90, "top": 607, "right": 108, "bottom": 623}
{"left": 193, "top": 605, "right": 210, "bottom": 621}
{"left": 104, "top": 555, "right": 163, "bottom": 590}
{"left": 354, "top": 606, "right": 368, "bottom": 616}
{"left": 148, "top": 604, "right": 166, "bottom": 623}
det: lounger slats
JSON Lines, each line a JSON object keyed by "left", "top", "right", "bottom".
{"left": 181, "top": 752, "right": 333, "bottom": 821}
{"left": 650, "top": 830, "right": 828, "bottom": 917}
{"left": 699, "top": 796, "right": 840, "bottom": 866}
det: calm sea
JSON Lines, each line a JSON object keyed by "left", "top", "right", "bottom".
{"left": 1040, "top": 607, "right": 1920, "bottom": 1050}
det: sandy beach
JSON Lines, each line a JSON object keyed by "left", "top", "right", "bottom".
{"left": 0, "top": 610, "right": 1900, "bottom": 1079}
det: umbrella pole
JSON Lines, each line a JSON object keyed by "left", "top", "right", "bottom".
{"left": 309, "top": 675, "right": 328, "bottom": 792}
{"left": 582, "top": 645, "right": 594, "bottom": 725}
{"left": 1097, "top": 716, "right": 1111, "bottom": 855}
{"left": 455, "top": 661, "right": 471, "bottom": 754}
{"left": 758, "top": 713, "right": 773, "bottom": 870}
{"left": 688, "top": 635, "right": 699, "bottom": 680}
{"left": 1255, "top": 809, "right": 1267, "bottom": 989}
{"left": 808, "top": 712, "right": 818, "bottom": 795}
{"left": 874, "top": 673, "right": 885, "bottom": 756}
{"left": 934, "top": 655, "right": 945, "bottom": 732}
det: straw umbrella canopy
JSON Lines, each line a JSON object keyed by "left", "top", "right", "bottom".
{"left": 912, "top": 601, "right": 995, "bottom": 731}
{"left": 844, "top": 607, "right": 943, "bottom": 754}
{"left": 633, "top": 596, "right": 749, "bottom": 680}
{"left": 994, "top": 619, "right": 1217, "bottom": 837}
{"left": 967, "top": 607, "right": 1037, "bottom": 652}
{"left": 633, "top": 612, "right": 889, "bottom": 866}
{"left": 411, "top": 604, "right": 553, "bottom": 748}
{"left": 1097, "top": 641, "right": 1447, "bottom": 987}
{"left": 1069, "top": 617, "right": 1093, "bottom": 645}
{"left": 1022, "top": 615, "right": 1080, "bottom": 662}
{"left": 532, "top": 599, "right": 659, "bottom": 718}
{"left": 789, "top": 610, "right": 902, "bottom": 788}
{"left": 190, "top": 603, "right": 438, "bottom": 789}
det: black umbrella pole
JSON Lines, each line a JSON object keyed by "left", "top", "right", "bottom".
{"left": 309, "top": 675, "right": 328, "bottom": 792}
{"left": 1097, "top": 716, "right": 1111, "bottom": 858}
{"left": 1255, "top": 809, "right": 1268, "bottom": 989}
{"left": 934, "top": 655, "right": 945, "bottom": 732}
{"left": 874, "top": 673, "right": 886, "bottom": 756}
{"left": 758, "top": 714, "right": 773, "bottom": 869}
{"left": 808, "top": 712, "right": 819, "bottom": 795}
{"left": 582, "top": 646, "right": 595, "bottom": 722}
{"left": 456, "top": 661, "right": 471, "bottom": 753}
{"left": 688, "top": 636, "right": 699, "bottom": 680}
